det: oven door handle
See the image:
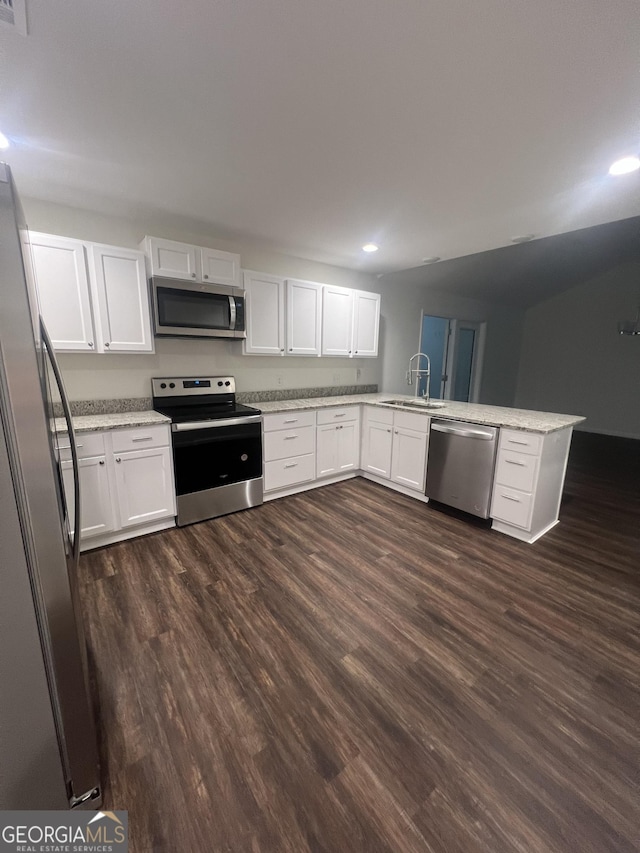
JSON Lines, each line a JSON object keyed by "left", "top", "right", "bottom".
{"left": 172, "top": 415, "right": 263, "bottom": 431}
{"left": 229, "top": 296, "right": 237, "bottom": 330}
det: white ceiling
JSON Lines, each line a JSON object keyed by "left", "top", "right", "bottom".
{"left": 1, "top": 0, "right": 640, "bottom": 275}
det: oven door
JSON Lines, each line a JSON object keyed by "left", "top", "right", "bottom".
{"left": 171, "top": 417, "right": 263, "bottom": 525}
{"left": 151, "top": 277, "right": 246, "bottom": 339}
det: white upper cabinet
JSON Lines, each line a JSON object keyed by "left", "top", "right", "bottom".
{"left": 286, "top": 279, "right": 323, "bottom": 356}
{"left": 142, "top": 236, "right": 241, "bottom": 286}
{"left": 30, "top": 232, "right": 153, "bottom": 354}
{"left": 243, "top": 270, "right": 285, "bottom": 355}
{"left": 89, "top": 245, "right": 153, "bottom": 352}
{"left": 352, "top": 290, "right": 381, "bottom": 358}
{"left": 199, "top": 246, "right": 241, "bottom": 286}
{"left": 29, "top": 233, "right": 96, "bottom": 352}
{"left": 143, "top": 236, "right": 198, "bottom": 281}
{"left": 322, "top": 285, "right": 354, "bottom": 356}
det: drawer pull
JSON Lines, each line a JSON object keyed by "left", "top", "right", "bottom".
{"left": 284, "top": 462, "right": 298, "bottom": 469}
{"left": 501, "top": 493, "right": 521, "bottom": 502}
{"left": 505, "top": 459, "right": 526, "bottom": 467}
{"left": 283, "top": 435, "right": 298, "bottom": 440}
{"left": 283, "top": 418, "right": 298, "bottom": 424}
{"left": 132, "top": 436, "right": 153, "bottom": 442}
{"left": 508, "top": 438, "right": 530, "bottom": 446}
{"left": 58, "top": 444, "right": 83, "bottom": 450}
{"left": 334, "top": 413, "right": 346, "bottom": 417}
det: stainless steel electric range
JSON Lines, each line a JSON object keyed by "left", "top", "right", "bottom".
{"left": 152, "top": 376, "right": 263, "bottom": 526}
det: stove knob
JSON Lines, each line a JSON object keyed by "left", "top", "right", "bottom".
{"left": 217, "top": 381, "right": 223, "bottom": 387}
{"left": 225, "top": 381, "right": 231, "bottom": 386}
{"left": 160, "top": 383, "right": 166, "bottom": 389}
{"left": 169, "top": 382, "right": 176, "bottom": 389}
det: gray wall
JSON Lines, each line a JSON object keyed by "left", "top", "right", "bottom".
{"left": 516, "top": 261, "right": 640, "bottom": 439}
{"left": 377, "top": 277, "right": 525, "bottom": 405}
{"left": 23, "top": 198, "right": 525, "bottom": 405}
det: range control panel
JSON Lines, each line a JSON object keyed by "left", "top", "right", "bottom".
{"left": 152, "top": 376, "right": 236, "bottom": 397}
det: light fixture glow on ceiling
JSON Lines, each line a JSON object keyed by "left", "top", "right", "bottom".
{"left": 362, "top": 243, "right": 379, "bottom": 253}
{"left": 608, "top": 156, "right": 640, "bottom": 176}
{"left": 0, "top": 132, "right": 10, "bottom": 150}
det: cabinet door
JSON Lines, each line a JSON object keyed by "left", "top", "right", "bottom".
{"left": 353, "top": 290, "right": 381, "bottom": 358}
{"left": 199, "top": 247, "right": 241, "bottom": 286}
{"left": 322, "top": 286, "right": 354, "bottom": 356}
{"left": 362, "top": 421, "right": 393, "bottom": 478}
{"left": 286, "top": 279, "right": 322, "bottom": 356}
{"left": 29, "top": 233, "right": 96, "bottom": 352}
{"left": 243, "top": 270, "right": 285, "bottom": 355}
{"left": 316, "top": 424, "right": 338, "bottom": 476}
{"left": 146, "top": 237, "right": 198, "bottom": 281}
{"left": 113, "top": 447, "right": 175, "bottom": 528}
{"left": 61, "top": 456, "right": 114, "bottom": 539}
{"left": 337, "top": 421, "right": 360, "bottom": 471}
{"left": 89, "top": 245, "right": 153, "bottom": 353}
{"left": 391, "top": 426, "right": 428, "bottom": 492}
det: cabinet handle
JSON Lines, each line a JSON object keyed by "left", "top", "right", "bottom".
{"left": 191, "top": 273, "right": 196, "bottom": 278}
{"left": 99, "top": 460, "right": 105, "bottom": 465}
{"left": 334, "top": 413, "right": 345, "bottom": 418}
{"left": 132, "top": 436, "right": 153, "bottom": 442}
{"left": 88, "top": 341, "right": 94, "bottom": 348}
{"left": 501, "top": 493, "right": 521, "bottom": 502}
{"left": 283, "top": 419, "right": 298, "bottom": 424}
{"left": 387, "top": 429, "right": 392, "bottom": 433}
{"left": 289, "top": 348, "right": 293, "bottom": 352}
{"left": 508, "top": 438, "right": 530, "bottom": 446}
{"left": 104, "top": 342, "right": 110, "bottom": 348}
{"left": 116, "top": 457, "right": 122, "bottom": 463}
{"left": 505, "top": 459, "right": 526, "bottom": 467}
{"left": 284, "top": 435, "right": 298, "bottom": 440}
{"left": 204, "top": 274, "right": 209, "bottom": 279}
{"left": 349, "top": 351, "right": 352, "bottom": 354}
{"left": 284, "top": 462, "right": 298, "bottom": 469}
{"left": 394, "top": 429, "right": 398, "bottom": 434}
{"left": 281, "top": 348, "right": 284, "bottom": 352}
{"left": 59, "top": 444, "right": 83, "bottom": 450}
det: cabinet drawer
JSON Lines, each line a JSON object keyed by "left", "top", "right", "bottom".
{"left": 491, "top": 486, "right": 533, "bottom": 530}
{"left": 58, "top": 431, "right": 105, "bottom": 461}
{"left": 499, "top": 429, "right": 542, "bottom": 457}
{"left": 111, "top": 424, "right": 171, "bottom": 453}
{"left": 263, "top": 411, "right": 316, "bottom": 432}
{"left": 393, "top": 410, "right": 430, "bottom": 433}
{"left": 264, "top": 425, "right": 315, "bottom": 461}
{"left": 265, "top": 454, "right": 316, "bottom": 491}
{"left": 317, "top": 406, "right": 359, "bottom": 425}
{"left": 495, "top": 451, "right": 538, "bottom": 492}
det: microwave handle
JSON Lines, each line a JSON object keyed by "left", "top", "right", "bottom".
{"left": 229, "top": 295, "right": 236, "bottom": 330}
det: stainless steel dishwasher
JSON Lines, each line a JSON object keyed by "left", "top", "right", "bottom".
{"left": 426, "top": 420, "right": 499, "bottom": 518}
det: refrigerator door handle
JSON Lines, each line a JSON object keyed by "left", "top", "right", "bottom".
{"left": 40, "top": 318, "right": 81, "bottom": 567}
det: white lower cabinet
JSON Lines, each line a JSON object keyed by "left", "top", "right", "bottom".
{"left": 316, "top": 407, "right": 361, "bottom": 477}
{"left": 263, "top": 411, "right": 317, "bottom": 492}
{"left": 59, "top": 424, "right": 176, "bottom": 550}
{"left": 61, "top": 456, "right": 114, "bottom": 539}
{"left": 361, "top": 406, "right": 429, "bottom": 493}
{"left": 113, "top": 446, "right": 175, "bottom": 528}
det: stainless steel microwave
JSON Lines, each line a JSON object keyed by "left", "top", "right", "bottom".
{"left": 150, "top": 277, "right": 246, "bottom": 339}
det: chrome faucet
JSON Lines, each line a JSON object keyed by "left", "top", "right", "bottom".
{"left": 407, "top": 352, "right": 431, "bottom": 400}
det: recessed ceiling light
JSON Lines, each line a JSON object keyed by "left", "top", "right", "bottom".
{"left": 609, "top": 156, "right": 640, "bottom": 176}
{"left": 422, "top": 256, "right": 441, "bottom": 264}
{"left": 511, "top": 234, "right": 535, "bottom": 243}
{"left": 362, "top": 243, "right": 379, "bottom": 253}
{"left": 0, "top": 132, "right": 10, "bottom": 150}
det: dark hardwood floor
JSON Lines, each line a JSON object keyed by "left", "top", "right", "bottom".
{"left": 79, "top": 432, "right": 640, "bottom": 852}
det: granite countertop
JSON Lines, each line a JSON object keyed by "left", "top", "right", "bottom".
{"left": 54, "top": 410, "right": 171, "bottom": 435}
{"left": 255, "top": 393, "right": 585, "bottom": 434}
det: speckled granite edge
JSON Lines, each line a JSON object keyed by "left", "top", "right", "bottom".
{"left": 236, "top": 385, "right": 378, "bottom": 403}
{"left": 52, "top": 398, "right": 153, "bottom": 418}
{"left": 54, "top": 411, "right": 171, "bottom": 434}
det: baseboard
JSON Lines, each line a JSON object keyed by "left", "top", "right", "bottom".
{"left": 491, "top": 518, "right": 559, "bottom": 544}
{"left": 359, "top": 472, "right": 429, "bottom": 503}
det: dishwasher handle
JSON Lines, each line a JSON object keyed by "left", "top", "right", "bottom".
{"left": 431, "top": 423, "right": 495, "bottom": 440}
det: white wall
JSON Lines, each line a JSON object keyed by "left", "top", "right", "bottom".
{"left": 23, "top": 198, "right": 382, "bottom": 400}
{"left": 515, "top": 261, "right": 640, "bottom": 439}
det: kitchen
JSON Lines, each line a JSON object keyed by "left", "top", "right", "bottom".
{"left": 1, "top": 2, "right": 639, "bottom": 852}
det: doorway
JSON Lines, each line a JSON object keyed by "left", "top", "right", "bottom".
{"left": 418, "top": 314, "right": 485, "bottom": 402}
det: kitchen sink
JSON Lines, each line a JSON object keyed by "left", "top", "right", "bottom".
{"left": 381, "top": 399, "right": 446, "bottom": 409}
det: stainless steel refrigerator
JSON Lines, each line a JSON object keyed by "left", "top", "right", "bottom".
{"left": 0, "top": 163, "right": 101, "bottom": 809}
